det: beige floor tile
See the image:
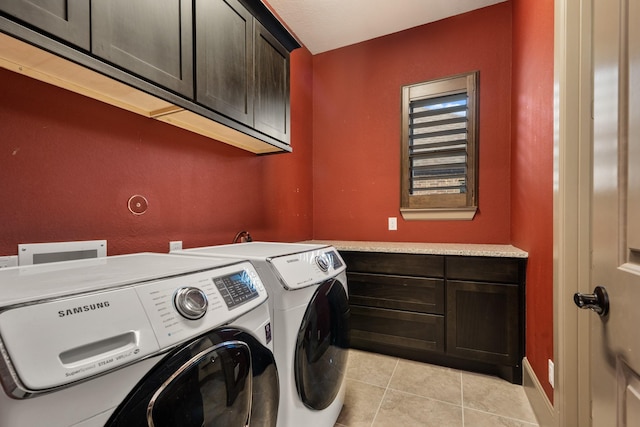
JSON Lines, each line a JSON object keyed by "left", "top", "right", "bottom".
{"left": 388, "top": 359, "right": 463, "bottom": 405}
{"left": 345, "top": 349, "right": 399, "bottom": 388}
{"left": 373, "top": 389, "right": 463, "bottom": 427}
{"left": 336, "top": 379, "right": 386, "bottom": 427}
{"left": 461, "top": 372, "right": 537, "bottom": 424}
{"left": 337, "top": 351, "right": 538, "bottom": 427}
{"left": 463, "top": 408, "right": 539, "bottom": 426}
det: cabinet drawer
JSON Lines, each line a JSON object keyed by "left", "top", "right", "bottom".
{"left": 446, "top": 256, "right": 523, "bottom": 283}
{"left": 349, "top": 306, "right": 444, "bottom": 353}
{"left": 348, "top": 272, "right": 444, "bottom": 314}
{"left": 341, "top": 251, "right": 444, "bottom": 277}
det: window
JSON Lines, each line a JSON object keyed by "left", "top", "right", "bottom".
{"left": 400, "top": 71, "right": 478, "bottom": 220}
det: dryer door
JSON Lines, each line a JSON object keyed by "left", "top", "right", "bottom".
{"left": 106, "top": 338, "right": 253, "bottom": 427}
{"left": 294, "top": 278, "right": 350, "bottom": 410}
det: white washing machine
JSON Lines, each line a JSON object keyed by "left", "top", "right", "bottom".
{"left": 0, "top": 253, "right": 279, "bottom": 427}
{"left": 174, "top": 242, "right": 350, "bottom": 427}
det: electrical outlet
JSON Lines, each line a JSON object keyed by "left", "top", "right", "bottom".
{"left": 0, "top": 256, "right": 18, "bottom": 268}
{"left": 169, "top": 241, "right": 182, "bottom": 252}
{"left": 388, "top": 217, "right": 398, "bottom": 231}
{"left": 548, "top": 359, "right": 555, "bottom": 389}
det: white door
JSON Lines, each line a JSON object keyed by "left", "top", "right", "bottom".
{"left": 583, "top": 0, "right": 640, "bottom": 425}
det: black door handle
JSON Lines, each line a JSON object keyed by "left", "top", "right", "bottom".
{"left": 574, "top": 285, "right": 609, "bottom": 317}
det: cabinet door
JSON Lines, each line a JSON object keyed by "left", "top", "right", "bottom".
{"left": 254, "top": 20, "right": 290, "bottom": 143}
{"left": 446, "top": 280, "right": 521, "bottom": 365}
{"left": 91, "top": 0, "right": 193, "bottom": 97}
{"left": 0, "top": 0, "right": 90, "bottom": 49}
{"left": 195, "top": 0, "right": 253, "bottom": 126}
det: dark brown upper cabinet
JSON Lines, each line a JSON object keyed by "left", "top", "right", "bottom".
{"left": 195, "top": 0, "right": 291, "bottom": 143}
{"left": 91, "top": 0, "right": 194, "bottom": 98}
{"left": 253, "top": 20, "right": 290, "bottom": 143}
{"left": 0, "top": 0, "right": 90, "bottom": 50}
{"left": 195, "top": 0, "right": 254, "bottom": 126}
{"left": 0, "top": 0, "right": 299, "bottom": 153}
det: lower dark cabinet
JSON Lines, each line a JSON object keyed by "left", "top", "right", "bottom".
{"left": 341, "top": 250, "right": 526, "bottom": 384}
{"left": 446, "top": 280, "right": 520, "bottom": 366}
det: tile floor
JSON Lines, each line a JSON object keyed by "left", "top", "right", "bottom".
{"left": 335, "top": 349, "right": 539, "bottom": 427}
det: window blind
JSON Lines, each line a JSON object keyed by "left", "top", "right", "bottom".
{"left": 409, "top": 92, "right": 469, "bottom": 195}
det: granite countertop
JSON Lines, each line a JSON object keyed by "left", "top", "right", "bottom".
{"left": 306, "top": 240, "right": 528, "bottom": 258}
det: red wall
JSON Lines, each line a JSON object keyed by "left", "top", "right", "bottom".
{"left": 511, "top": 0, "right": 555, "bottom": 401}
{"left": 310, "top": 0, "right": 555, "bottom": 401}
{"left": 1, "top": 3, "right": 555, "bottom": 404}
{"left": 311, "top": 3, "right": 513, "bottom": 243}
{"left": 0, "top": 47, "right": 314, "bottom": 256}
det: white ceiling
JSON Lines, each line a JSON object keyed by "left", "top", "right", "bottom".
{"left": 267, "top": 0, "right": 507, "bottom": 54}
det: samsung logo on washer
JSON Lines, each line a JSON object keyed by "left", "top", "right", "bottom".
{"left": 58, "top": 301, "right": 111, "bottom": 317}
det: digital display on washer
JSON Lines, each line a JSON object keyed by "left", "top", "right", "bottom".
{"left": 327, "top": 251, "right": 343, "bottom": 268}
{"left": 213, "top": 270, "right": 259, "bottom": 309}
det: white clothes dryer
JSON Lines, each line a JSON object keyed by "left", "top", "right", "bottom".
{"left": 174, "top": 242, "right": 350, "bottom": 427}
{"left": 0, "top": 253, "right": 278, "bottom": 427}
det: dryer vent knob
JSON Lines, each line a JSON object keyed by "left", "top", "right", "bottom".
{"left": 174, "top": 287, "right": 208, "bottom": 320}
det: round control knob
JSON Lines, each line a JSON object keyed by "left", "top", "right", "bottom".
{"left": 315, "top": 255, "right": 330, "bottom": 272}
{"left": 174, "top": 287, "right": 208, "bottom": 320}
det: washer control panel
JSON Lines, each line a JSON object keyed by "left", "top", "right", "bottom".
{"left": 136, "top": 263, "right": 264, "bottom": 349}
{"left": 0, "top": 261, "right": 267, "bottom": 394}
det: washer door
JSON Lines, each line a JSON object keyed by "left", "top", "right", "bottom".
{"left": 147, "top": 342, "right": 251, "bottom": 426}
{"left": 106, "top": 328, "right": 276, "bottom": 427}
{"left": 294, "top": 278, "right": 350, "bottom": 410}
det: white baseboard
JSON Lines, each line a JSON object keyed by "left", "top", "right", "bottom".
{"left": 523, "top": 357, "right": 556, "bottom": 427}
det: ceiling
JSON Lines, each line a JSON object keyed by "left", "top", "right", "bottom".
{"left": 266, "top": 0, "right": 507, "bottom": 54}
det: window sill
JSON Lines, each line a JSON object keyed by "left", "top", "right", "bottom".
{"left": 400, "top": 207, "right": 477, "bottom": 221}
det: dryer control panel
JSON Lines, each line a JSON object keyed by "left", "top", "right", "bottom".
{"left": 269, "top": 249, "right": 346, "bottom": 290}
{"left": 0, "top": 261, "right": 267, "bottom": 396}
